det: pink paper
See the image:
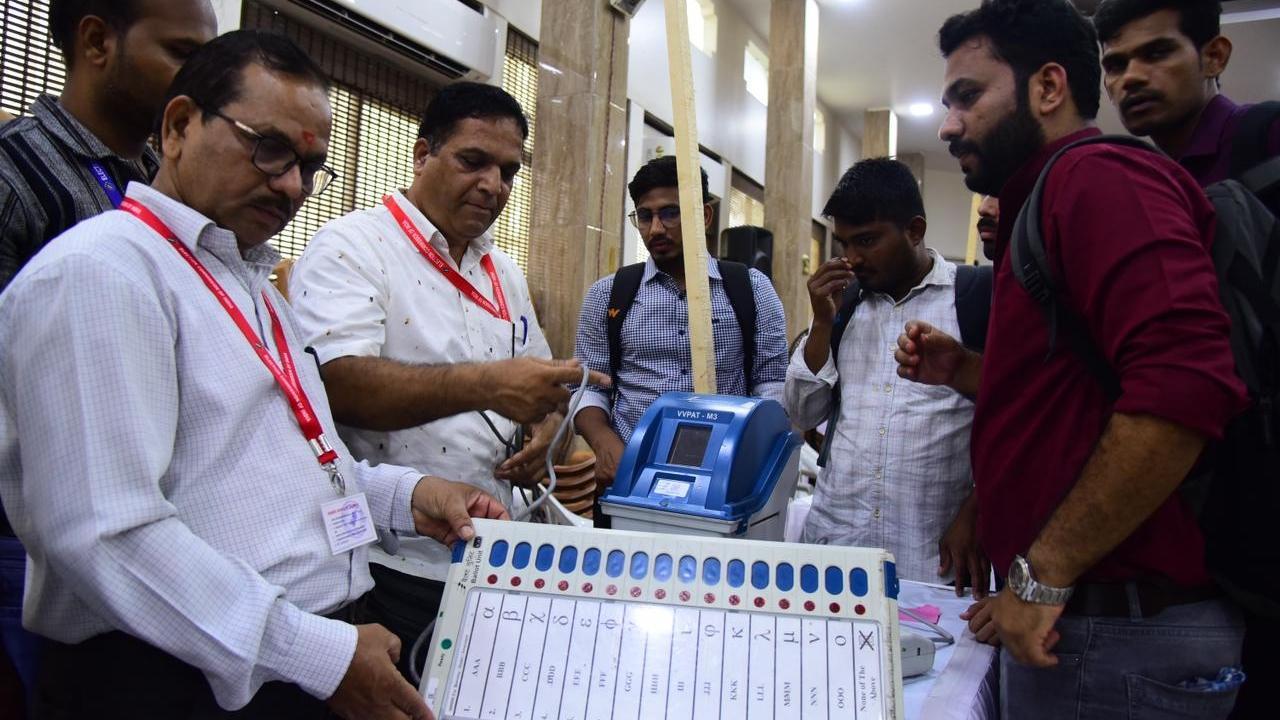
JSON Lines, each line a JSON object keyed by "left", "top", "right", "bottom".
{"left": 900, "top": 604, "right": 942, "bottom": 624}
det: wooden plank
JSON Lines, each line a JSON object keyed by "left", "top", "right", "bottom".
{"left": 663, "top": 0, "right": 717, "bottom": 394}
{"left": 965, "top": 193, "right": 981, "bottom": 266}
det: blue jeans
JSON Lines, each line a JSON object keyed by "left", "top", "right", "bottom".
{"left": 0, "top": 536, "right": 38, "bottom": 700}
{"left": 1001, "top": 596, "right": 1244, "bottom": 720}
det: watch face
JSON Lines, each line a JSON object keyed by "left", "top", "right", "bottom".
{"left": 1008, "top": 557, "right": 1028, "bottom": 592}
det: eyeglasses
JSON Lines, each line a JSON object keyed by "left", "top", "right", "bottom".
{"left": 629, "top": 205, "right": 681, "bottom": 229}
{"left": 203, "top": 107, "right": 339, "bottom": 197}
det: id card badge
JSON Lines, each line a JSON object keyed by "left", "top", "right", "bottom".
{"left": 321, "top": 492, "right": 378, "bottom": 555}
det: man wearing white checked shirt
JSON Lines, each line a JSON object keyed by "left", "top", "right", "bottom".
{"left": 785, "top": 158, "right": 991, "bottom": 595}
{"left": 0, "top": 32, "right": 506, "bottom": 720}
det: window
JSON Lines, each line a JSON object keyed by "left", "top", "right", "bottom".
{"left": 492, "top": 30, "right": 539, "bottom": 271}
{"left": 1, "top": 0, "right": 65, "bottom": 117}
{"left": 687, "top": 0, "right": 718, "bottom": 57}
{"left": 243, "top": 2, "right": 438, "bottom": 259}
{"left": 743, "top": 40, "right": 769, "bottom": 105}
{"left": 814, "top": 107, "right": 827, "bottom": 155}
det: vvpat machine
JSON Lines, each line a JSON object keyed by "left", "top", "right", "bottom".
{"left": 599, "top": 392, "right": 801, "bottom": 540}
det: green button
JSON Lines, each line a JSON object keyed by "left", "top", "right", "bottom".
{"left": 441, "top": 639, "right": 453, "bottom": 650}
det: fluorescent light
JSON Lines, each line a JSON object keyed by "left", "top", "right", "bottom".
{"left": 908, "top": 103, "right": 934, "bottom": 117}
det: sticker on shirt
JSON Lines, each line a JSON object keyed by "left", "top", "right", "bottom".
{"left": 322, "top": 492, "right": 378, "bottom": 555}
{"left": 652, "top": 478, "right": 692, "bottom": 499}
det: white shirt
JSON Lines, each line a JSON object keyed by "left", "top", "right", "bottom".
{"left": 0, "top": 184, "right": 424, "bottom": 709}
{"left": 290, "top": 191, "right": 550, "bottom": 581}
{"left": 783, "top": 251, "right": 975, "bottom": 582}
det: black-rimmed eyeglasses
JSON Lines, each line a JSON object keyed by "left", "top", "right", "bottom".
{"left": 203, "top": 106, "right": 339, "bottom": 197}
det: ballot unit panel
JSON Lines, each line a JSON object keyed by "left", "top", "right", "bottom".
{"left": 422, "top": 520, "right": 902, "bottom": 720}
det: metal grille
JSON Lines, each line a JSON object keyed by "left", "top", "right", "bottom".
{"left": 492, "top": 29, "right": 538, "bottom": 271}
{"left": 0, "top": 0, "right": 65, "bottom": 117}
{"left": 243, "top": 1, "right": 437, "bottom": 258}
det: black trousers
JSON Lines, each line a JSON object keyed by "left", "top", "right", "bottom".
{"left": 33, "top": 631, "right": 333, "bottom": 720}
{"left": 355, "top": 564, "right": 444, "bottom": 684}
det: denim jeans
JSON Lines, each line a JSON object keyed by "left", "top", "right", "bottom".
{"left": 0, "top": 536, "right": 38, "bottom": 700}
{"left": 1001, "top": 596, "right": 1244, "bottom": 720}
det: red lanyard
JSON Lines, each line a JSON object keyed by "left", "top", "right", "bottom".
{"left": 119, "top": 198, "right": 346, "bottom": 494}
{"left": 383, "top": 194, "right": 510, "bottom": 321}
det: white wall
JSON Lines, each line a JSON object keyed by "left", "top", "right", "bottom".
{"left": 922, "top": 167, "right": 980, "bottom": 263}
{"left": 479, "top": 0, "right": 540, "bottom": 40}
{"left": 812, "top": 105, "right": 861, "bottom": 221}
{"left": 210, "top": 0, "right": 242, "bottom": 33}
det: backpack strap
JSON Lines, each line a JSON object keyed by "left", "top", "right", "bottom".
{"left": 1230, "top": 101, "right": 1280, "bottom": 195}
{"left": 606, "top": 263, "right": 647, "bottom": 401}
{"left": 1009, "top": 134, "right": 1157, "bottom": 399}
{"left": 816, "top": 282, "right": 864, "bottom": 469}
{"left": 717, "top": 260, "right": 757, "bottom": 391}
{"left": 953, "top": 264, "right": 993, "bottom": 352}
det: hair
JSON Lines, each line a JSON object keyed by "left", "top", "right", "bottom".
{"left": 1093, "top": 0, "right": 1222, "bottom": 49}
{"left": 162, "top": 30, "right": 330, "bottom": 117}
{"left": 823, "top": 157, "right": 925, "bottom": 228}
{"left": 627, "top": 155, "right": 710, "bottom": 205}
{"left": 938, "top": 0, "right": 1102, "bottom": 120}
{"left": 49, "top": 0, "right": 141, "bottom": 64}
{"left": 417, "top": 81, "right": 529, "bottom": 152}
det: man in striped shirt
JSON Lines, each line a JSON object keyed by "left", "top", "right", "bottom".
{"left": 0, "top": 0, "right": 217, "bottom": 290}
{"left": 0, "top": 1, "right": 215, "bottom": 709}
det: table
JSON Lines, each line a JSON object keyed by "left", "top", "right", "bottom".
{"left": 898, "top": 581, "right": 999, "bottom": 720}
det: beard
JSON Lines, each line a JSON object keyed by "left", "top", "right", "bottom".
{"left": 950, "top": 96, "right": 1045, "bottom": 196}
{"left": 102, "top": 53, "right": 162, "bottom": 140}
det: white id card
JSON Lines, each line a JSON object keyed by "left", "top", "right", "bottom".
{"left": 321, "top": 492, "right": 378, "bottom": 555}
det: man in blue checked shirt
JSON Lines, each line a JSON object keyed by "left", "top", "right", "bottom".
{"left": 573, "top": 156, "right": 788, "bottom": 503}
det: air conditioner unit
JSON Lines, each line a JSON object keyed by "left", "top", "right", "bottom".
{"left": 261, "top": 0, "right": 502, "bottom": 83}
{"left": 609, "top": 0, "right": 649, "bottom": 19}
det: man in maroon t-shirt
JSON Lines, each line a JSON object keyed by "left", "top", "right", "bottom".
{"left": 1095, "top": 4, "right": 1278, "bottom": 717}
{"left": 897, "top": 1, "right": 1249, "bottom": 717}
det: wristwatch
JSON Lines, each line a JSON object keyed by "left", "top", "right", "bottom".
{"left": 1007, "top": 555, "right": 1074, "bottom": 605}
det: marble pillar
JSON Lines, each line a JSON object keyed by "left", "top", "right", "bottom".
{"left": 763, "top": 0, "right": 819, "bottom": 342}
{"left": 526, "top": 0, "right": 630, "bottom": 357}
{"left": 863, "top": 108, "right": 899, "bottom": 159}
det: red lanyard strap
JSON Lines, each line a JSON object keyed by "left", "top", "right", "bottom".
{"left": 383, "top": 194, "right": 510, "bottom": 321}
{"left": 119, "top": 198, "right": 344, "bottom": 489}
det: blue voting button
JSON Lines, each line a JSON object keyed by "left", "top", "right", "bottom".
{"left": 512, "top": 542, "right": 531, "bottom": 569}
{"left": 727, "top": 559, "right": 746, "bottom": 588}
{"left": 825, "top": 566, "right": 844, "bottom": 595}
{"left": 679, "top": 555, "right": 697, "bottom": 584}
{"left": 606, "top": 549, "right": 625, "bottom": 578}
{"left": 582, "top": 548, "right": 602, "bottom": 576}
{"left": 775, "top": 562, "right": 794, "bottom": 592}
{"left": 703, "top": 557, "right": 721, "bottom": 586}
{"left": 535, "top": 544, "right": 555, "bottom": 572}
{"left": 488, "top": 540, "right": 509, "bottom": 568}
{"left": 850, "top": 567, "right": 869, "bottom": 597}
{"left": 751, "top": 561, "right": 770, "bottom": 590}
{"left": 630, "top": 552, "right": 650, "bottom": 580}
{"left": 801, "top": 564, "right": 819, "bottom": 593}
{"left": 654, "top": 554, "right": 673, "bottom": 581}
{"left": 558, "top": 545, "right": 578, "bottom": 574}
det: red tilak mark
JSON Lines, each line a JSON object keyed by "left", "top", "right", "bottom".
{"left": 301, "top": 130, "right": 316, "bottom": 146}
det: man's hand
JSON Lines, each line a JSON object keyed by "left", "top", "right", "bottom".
{"left": 806, "top": 258, "right": 855, "bottom": 326}
{"left": 589, "top": 429, "right": 626, "bottom": 494}
{"left": 327, "top": 624, "right": 432, "bottom": 720}
{"left": 960, "top": 595, "right": 1001, "bottom": 646}
{"left": 988, "top": 591, "right": 1065, "bottom": 667}
{"left": 484, "top": 358, "right": 609, "bottom": 425}
{"left": 495, "top": 413, "right": 563, "bottom": 488}
{"left": 938, "top": 493, "right": 990, "bottom": 599}
{"left": 411, "top": 477, "right": 510, "bottom": 544}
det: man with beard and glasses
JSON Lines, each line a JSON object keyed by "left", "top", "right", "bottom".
{"left": 0, "top": 0, "right": 216, "bottom": 708}
{"left": 573, "top": 156, "right": 788, "bottom": 504}
{"left": 895, "top": 1, "right": 1249, "bottom": 717}
{"left": 1095, "top": 0, "right": 1279, "bottom": 187}
{"left": 784, "top": 158, "right": 991, "bottom": 595}
{"left": 0, "top": 31, "right": 511, "bottom": 719}
{"left": 290, "top": 81, "right": 607, "bottom": 682}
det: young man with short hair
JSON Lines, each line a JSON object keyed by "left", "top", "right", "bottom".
{"left": 901, "top": 1, "right": 1248, "bottom": 716}
{"left": 1094, "top": 0, "right": 1279, "bottom": 186}
{"left": 573, "top": 156, "right": 788, "bottom": 492}
{"left": 785, "top": 157, "right": 990, "bottom": 593}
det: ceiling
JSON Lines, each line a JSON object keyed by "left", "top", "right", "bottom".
{"left": 724, "top": 0, "right": 1280, "bottom": 171}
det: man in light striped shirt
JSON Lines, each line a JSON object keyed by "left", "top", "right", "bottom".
{"left": 785, "top": 158, "right": 990, "bottom": 595}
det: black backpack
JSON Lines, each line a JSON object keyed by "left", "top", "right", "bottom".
{"left": 816, "top": 263, "right": 994, "bottom": 467}
{"left": 1010, "top": 110, "right": 1280, "bottom": 618}
{"left": 605, "top": 260, "right": 758, "bottom": 395}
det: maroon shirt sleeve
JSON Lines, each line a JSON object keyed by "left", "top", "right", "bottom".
{"left": 1042, "top": 147, "right": 1247, "bottom": 439}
